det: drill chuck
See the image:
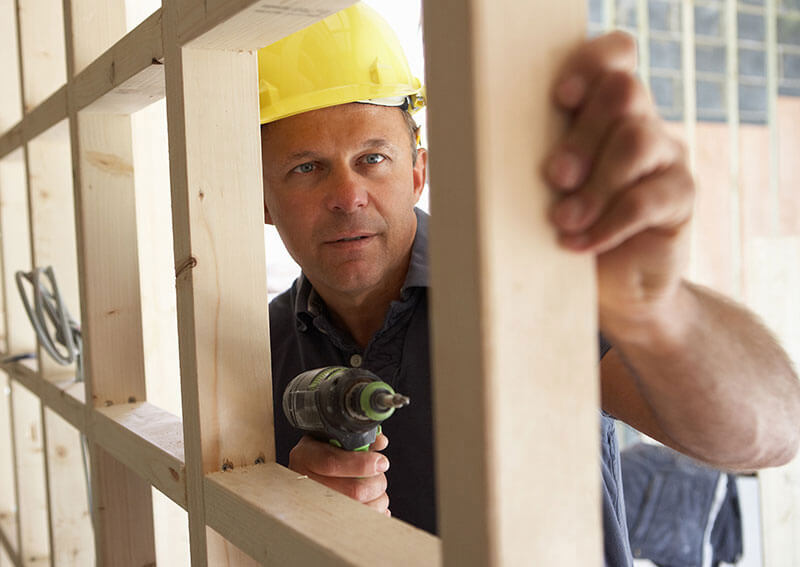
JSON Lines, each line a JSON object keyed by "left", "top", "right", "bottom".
{"left": 283, "top": 366, "right": 410, "bottom": 451}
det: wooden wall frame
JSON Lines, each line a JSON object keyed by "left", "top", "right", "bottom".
{"left": 0, "top": 0, "right": 605, "bottom": 565}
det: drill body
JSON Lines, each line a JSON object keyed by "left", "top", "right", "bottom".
{"left": 282, "top": 366, "right": 410, "bottom": 451}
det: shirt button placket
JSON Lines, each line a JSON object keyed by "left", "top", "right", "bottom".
{"left": 349, "top": 354, "right": 363, "bottom": 368}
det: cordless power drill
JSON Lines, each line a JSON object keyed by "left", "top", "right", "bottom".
{"left": 282, "top": 366, "right": 410, "bottom": 451}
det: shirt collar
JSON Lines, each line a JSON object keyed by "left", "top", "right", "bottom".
{"left": 293, "top": 207, "right": 430, "bottom": 320}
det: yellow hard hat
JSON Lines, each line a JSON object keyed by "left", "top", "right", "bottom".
{"left": 258, "top": 2, "right": 425, "bottom": 125}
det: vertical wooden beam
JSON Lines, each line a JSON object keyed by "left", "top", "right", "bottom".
{"left": 681, "top": 0, "right": 697, "bottom": 172}
{"left": 9, "top": 382, "right": 48, "bottom": 566}
{"left": 26, "top": 121, "right": 94, "bottom": 567}
{"left": 42, "top": 408, "right": 92, "bottom": 567}
{"left": 724, "top": 0, "right": 742, "bottom": 298}
{"left": 744, "top": 236, "right": 800, "bottom": 567}
{"left": 636, "top": 0, "right": 650, "bottom": 86}
{"left": 0, "top": 372, "right": 17, "bottom": 561}
{"left": 131, "top": 97, "right": 189, "bottom": 566}
{"left": 71, "top": 110, "right": 156, "bottom": 566}
{"left": 25, "top": 123, "right": 80, "bottom": 381}
{"left": 0, "top": 148, "right": 31, "bottom": 564}
{"left": 64, "top": 0, "right": 157, "bottom": 563}
{"left": 162, "top": 38, "right": 273, "bottom": 564}
{"left": 0, "top": 149, "right": 35, "bottom": 356}
{"left": 423, "top": 1, "right": 601, "bottom": 566}
{"left": 0, "top": 0, "right": 22, "bottom": 135}
{"left": 765, "top": 0, "right": 779, "bottom": 235}
{"left": 15, "top": 0, "right": 67, "bottom": 112}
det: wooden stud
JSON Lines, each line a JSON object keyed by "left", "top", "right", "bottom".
{"left": 743, "top": 236, "right": 800, "bottom": 566}
{"left": 41, "top": 408, "right": 93, "bottom": 567}
{"left": 71, "top": 104, "right": 156, "bottom": 567}
{"left": 9, "top": 382, "right": 49, "bottom": 566}
{"left": 724, "top": 0, "right": 742, "bottom": 298}
{"left": 0, "top": 149, "right": 35, "bottom": 356}
{"left": 423, "top": 1, "right": 602, "bottom": 565}
{"left": 0, "top": 372, "right": 18, "bottom": 564}
{"left": 15, "top": 0, "right": 67, "bottom": 113}
{"left": 25, "top": 121, "right": 80, "bottom": 381}
{"left": 0, "top": 147, "right": 33, "bottom": 565}
{"left": 161, "top": 35, "right": 270, "bottom": 564}
{"left": 131, "top": 95, "right": 190, "bottom": 567}
{"left": 65, "top": 2, "right": 158, "bottom": 563}
{"left": 0, "top": 0, "right": 22, "bottom": 134}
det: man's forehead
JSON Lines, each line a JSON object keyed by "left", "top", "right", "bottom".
{"left": 262, "top": 103, "right": 407, "bottom": 152}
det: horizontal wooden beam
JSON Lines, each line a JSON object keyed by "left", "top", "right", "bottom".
{"left": 90, "top": 402, "right": 186, "bottom": 509}
{"left": 72, "top": 9, "right": 164, "bottom": 114}
{"left": 204, "top": 463, "right": 441, "bottom": 567}
{"left": 0, "top": 368, "right": 438, "bottom": 567}
{"left": 0, "top": 361, "right": 85, "bottom": 431}
{"left": 0, "top": 10, "right": 163, "bottom": 160}
{"left": 0, "top": 124, "right": 22, "bottom": 162}
{"left": 177, "top": 0, "right": 354, "bottom": 50}
{"left": 23, "top": 87, "right": 68, "bottom": 149}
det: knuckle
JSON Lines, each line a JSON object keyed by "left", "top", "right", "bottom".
{"left": 318, "top": 450, "right": 342, "bottom": 476}
{"left": 622, "top": 188, "right": 650, "bottom": 219}
{"left": 350, "top": 478, "right": 380, "bottom": 502}
{"left": 616, "top": 118, "right": 648, "bottom": 156}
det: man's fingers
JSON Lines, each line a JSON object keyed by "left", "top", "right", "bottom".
{"left": 558, "top": 164, "right": 694, "bottom": 254}
{"left": 554, "top": 30, "right": 639, "bottom": 109}
{"left": 551, "top": 115, "right": 683, "bottom": 233}
{"left": 364, "top": 492, "right": 390, "bottom": 514}
{"left": 547, "top": 70, "right": 653, "bottom": 191}
{"left": 369, "top": 433, "right": 389, "bottom": 451}
{"left": 289, "top": 436, "right": 390, "bottom": 478}
{"left": 303, "top": 470, "right": 388, "bottom": 504}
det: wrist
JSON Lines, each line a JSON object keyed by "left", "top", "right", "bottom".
{"left": 599, "top": 280, "right": 698, "bottom": 356}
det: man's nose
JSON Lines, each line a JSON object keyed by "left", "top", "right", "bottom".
{"left": 325, "top": 167, "right": 368, "bottom": 213}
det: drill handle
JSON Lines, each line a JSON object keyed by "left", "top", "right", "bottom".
{"left": 324, "top": 425, "right": 380, "bottom": 452}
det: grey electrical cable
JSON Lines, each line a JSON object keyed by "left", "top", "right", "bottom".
{"left": 15, "top": 266, "right": 82, "bottom": 382}
{"left": 15, "top": 266, "right": 91, "bottom": 530}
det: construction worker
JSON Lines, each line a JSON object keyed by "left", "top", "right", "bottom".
{"left": 259, "top": 4, "right": 800, "bottom": 565}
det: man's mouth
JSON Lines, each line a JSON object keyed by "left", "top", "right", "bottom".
{"left": 335, "top": 235, "right": 370, "bottom": 242}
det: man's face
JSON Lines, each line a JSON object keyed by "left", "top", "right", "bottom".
{"left": 261, "top": 103, "right": 427, "bottom": 301}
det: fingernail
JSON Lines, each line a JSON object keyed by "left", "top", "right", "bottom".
{"left": 376, "top": 456, "right": 390, "bottom": 472}
{"left": 557, "top": 76, "right": 586, "bottom": 107}
{"left": 548, "top": 151, "right": 583, "bottom": 189}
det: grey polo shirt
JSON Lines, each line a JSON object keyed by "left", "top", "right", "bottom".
{"left": 269, "top": 208, "right": 632, "bottom": 566}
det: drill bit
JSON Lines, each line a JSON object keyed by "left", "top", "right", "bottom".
{"left": 374, "top": 392, "right": 411, "bottom": 410}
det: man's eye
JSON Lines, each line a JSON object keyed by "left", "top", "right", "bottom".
{"left": 363, "top": 153, "right": 385, "bottom": 165}
{"left": 292, "top": 162, "right": 316, "bottom": 174}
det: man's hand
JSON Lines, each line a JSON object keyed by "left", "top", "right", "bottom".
{"left": 288, "top": 434, "right": 391, "bottom": 516}
{"left": 546, "top": 31, "right": 694, "bottom": 342}
{"left": 545, "top": 31, "right": 800, "bottom": 470}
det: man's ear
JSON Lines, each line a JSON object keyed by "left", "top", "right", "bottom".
{"left": 264, "top": 202, "right": 274, "bottom": 225}
{"left": 412, "top": 148, "right": 428, "bottom": 202}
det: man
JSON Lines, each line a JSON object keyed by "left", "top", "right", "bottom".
{"left": 260, "top": 4, "right": 800, "bottom": 565}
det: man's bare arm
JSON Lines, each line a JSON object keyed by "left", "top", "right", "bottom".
{"left": 601, "top": 281, "right": 800, "bottom": 470}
